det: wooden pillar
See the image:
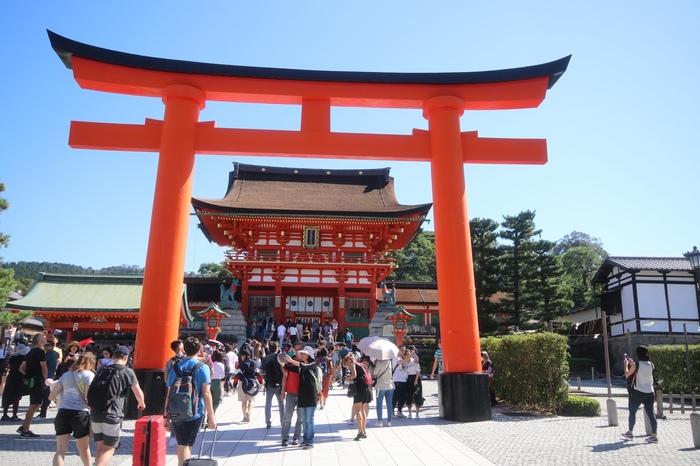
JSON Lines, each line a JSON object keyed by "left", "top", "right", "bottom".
{"left": 425, "top": 96, "right": 490, "bottom": 422}
{"left": 424, "top": 96, "right": 480, "bottom": 373}
{"left": 133, "top": 85, "right": 205, "bottom": 370}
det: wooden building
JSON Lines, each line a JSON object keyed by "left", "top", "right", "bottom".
{"left": 192, "top": 163, "right": 432, "bottom": 339}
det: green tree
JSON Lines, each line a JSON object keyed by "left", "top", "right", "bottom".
{"left": 389, "top": 230, "right": 436, "bottom": 282}
{"left": 0, "top": 183, "right": 8, "bottom": 249}
{"left": 197, "top": 261, "right": 233, "bottom": 278}
{"left": 0, "top": 182, "right": 20, "bottom": 306}
{"left": 554, "top": 231, "right": 607, "bottom": 308}
{"left": 561, "top": 246, "right": 603, "bottom": 308}
{"left": 554, "top": 231, "right": 607, "bottom": 258}
{"left": 497, "top": 211, "right": 540, "bottom": 330}
{"left": 469, "top": 217, "right": 502, "bottom": 334}
{"left": 523, "top": 239, "right": 573, "bottom": 326}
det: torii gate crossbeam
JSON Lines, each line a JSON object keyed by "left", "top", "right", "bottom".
{"left": 49, "top": 30, "right": 569, "bottom": 422}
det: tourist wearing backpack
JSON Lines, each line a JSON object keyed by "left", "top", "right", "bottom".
{"left": 283, "top": 346, "right": 318, "bottom": 449}
{"left": 88, "top": 346, "right": 145, "bottom": 466}
{"left": 165, "top": 336, "right": 216, "bottom": 466}
{"left": 232, "top": 349, "right": 262, "bottom": 422}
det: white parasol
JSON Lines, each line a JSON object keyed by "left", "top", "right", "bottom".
{"left": 357, "top": 336, "right": 399, "bottom": 360}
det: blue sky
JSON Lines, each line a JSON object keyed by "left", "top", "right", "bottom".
{"left": 1, "top": 2, "right": 698, "bottom": 272}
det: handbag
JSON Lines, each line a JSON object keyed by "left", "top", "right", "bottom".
{"left": 20, "top": 377, "right": 30, "bottom": 396}
{"left": 372, "top": 363, "right": 389, "bottom": 388}
{"left": 346, "top": 382, "right": 358, "bottom": 398}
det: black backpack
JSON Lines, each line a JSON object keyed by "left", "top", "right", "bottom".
{"left": 167, "top": 362, "right": 204, "bottom": 420}
{"left": 87, "top": 365, "right": 128, "bottom": 411}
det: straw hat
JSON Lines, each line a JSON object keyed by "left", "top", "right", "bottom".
{"left": 66, "top": 341, "right": 81, "bottom": 353}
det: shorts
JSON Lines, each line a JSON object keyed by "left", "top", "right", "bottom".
{"left": 90, "top": 413, "right": 122, "bottom": 448}
{"left": 28, "top": 378, "right": 44, "bottom": 405}
{"left": 54, "top": 409, "right": 91, "bottom": 439}
{"left": 238, "top": 390, "right": 255, "bottom": 402}
{"left": 172, "top": 416, "right": 203, "bottom": 446}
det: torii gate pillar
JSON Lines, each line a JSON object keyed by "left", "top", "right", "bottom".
{"left": 425, "top": 97, "right": 490, "bottom": 420}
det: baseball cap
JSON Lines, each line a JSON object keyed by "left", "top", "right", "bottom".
{"left": 113, "top": 346, "right": 130, "bottom": 356}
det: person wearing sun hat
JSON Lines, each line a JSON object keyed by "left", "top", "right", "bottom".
{"left": 66, "top": 341, "right": 81, "bottom": 355}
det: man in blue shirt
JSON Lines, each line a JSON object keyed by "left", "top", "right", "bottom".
{"left": 166, "top": 337, "right": 216, "bottom": 466}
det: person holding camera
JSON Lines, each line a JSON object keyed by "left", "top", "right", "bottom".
{"left": 622, "top": 346, "right": 658, "bottom": 443}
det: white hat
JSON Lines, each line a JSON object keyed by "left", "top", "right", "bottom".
{"left": 298, "top": 346, "right": 316, "bottom": 358}
{"left": 14, "top": 344, "right": 29, "bottom": 356}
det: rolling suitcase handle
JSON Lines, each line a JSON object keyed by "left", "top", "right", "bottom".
{"left": 198, "top": 426, "right": 217, "bottom": 459}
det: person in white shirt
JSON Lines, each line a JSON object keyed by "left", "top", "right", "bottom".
{"left": 391, "top": 346, "right": 410, "bottom": 418}
{"left": 277, "top": 323, "right": 287, "bottom": 344}
{"left": 622, "top": 346, "right": 658, "bottom": 443}
{"left": 289, "top": 324, "right": 299, "bottom": 345}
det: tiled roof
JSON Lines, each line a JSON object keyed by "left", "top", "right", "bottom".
{"left": 395, "top": 288, "right": 439, "bottom": 304}
{"left": 192, "top": 163, "right": 432, "bottom": 217}
{"left": 593, "top": 256, "right": 694, "bottom": 283}
{"left": 605, "top": 256, "right": 692, "bottom": 271}
{"left": 6, "top": 273, "right": 145, "bottom": 311}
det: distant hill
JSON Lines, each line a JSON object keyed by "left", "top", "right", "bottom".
{"left": 2, "top": 261, "right": 145, "bottom": 280}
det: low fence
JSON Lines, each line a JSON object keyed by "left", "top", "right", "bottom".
{"left": 655, "top": 390, "right": 698, "bottom": 417}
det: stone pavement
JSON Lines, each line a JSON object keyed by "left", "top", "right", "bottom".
{"left": 0, "top": 379, "right": 697, "bottom": 465}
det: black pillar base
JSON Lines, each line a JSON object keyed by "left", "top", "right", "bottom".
{"left": 438, "top": 372, "right": 492, "bottom": 422}
{"left": 125, "top": 369, "right": 167, "bottom": 420}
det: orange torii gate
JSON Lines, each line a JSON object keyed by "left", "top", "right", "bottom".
{"left": 49, "top": 30, "right": 569, "bottom": 421}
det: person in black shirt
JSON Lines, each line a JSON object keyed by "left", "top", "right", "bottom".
{"left": 18, "top": 333, "right": 47, "bottom": 438}
{"left": 261, "top": 342, "right": 285, "bottom": 429}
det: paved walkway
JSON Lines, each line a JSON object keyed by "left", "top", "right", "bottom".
{"left": 0, "top": 379, "right": 697, "bottom": 465}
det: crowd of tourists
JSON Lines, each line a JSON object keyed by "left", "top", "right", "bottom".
{"left": 1, "top": 321, "right": 521, "bottom": 465}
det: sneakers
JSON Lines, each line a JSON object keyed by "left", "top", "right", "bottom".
{"left": 353, "top": 434, "right": 362, "bottom": 441}
{"left": 645, "top": 436, "right": 659, "bottom": 443}
{"left": 302, "top": 444, "right": 314, "bottom": 450}
{"left": 266, "top": 423, "right": 271, "bottom": 429}
{"left": 298, "top": 442, "right": 308, "bottom": 447}
{"left": 395, "top": 412, "right": 406, "bottom": 418}
{"left": 408, "top": 413, "right": 413, "bottom": 419}
{"left": 415, "top": 412, "right": 420, "bottom": 419}
{"left": 360, "top": 432, "right": 367, "bottom": 439}
{"left": 10, "top": 416, "right": 21, "bottom": 421}
{"left": 375, "top": 420, "right": 383, "bottom": 427}
{"left": 19, "top": 430, "right": 40, "bottom": 438}
{"left": 242, "top": 414, "right": 250, "bottom": 423}
{"left": 385, "top": 421, "right": 392, "bottom": 427}
{"left": 621, "top": 432, "right": 634, "bottom": 440}
{"left": 281, "top": 439, "right": 289, "bottom": 447}
{"left": 1, "top": 415, "right": 10, "bottom": 421}
{"left": 16, "top": 426, "right": 23, "bottom": 434}
{"left": 291, "top": 438, "right": 299, "bottom": 446}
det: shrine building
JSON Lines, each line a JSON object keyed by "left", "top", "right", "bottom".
{"left": 192, "top": 163, "right": 432, "bottom": 339}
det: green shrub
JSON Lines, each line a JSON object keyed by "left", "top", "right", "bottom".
{"left": 561, "top": 395, "right": 600, "bottom": 417}
{"left": 646, "top": 344, "right": 700, "bottom": 393}
{"left": 569, "top": 358, "right": 596, "bottom": 373}
{"left": 480, "top": 333, "right": 569, "bottom": 413}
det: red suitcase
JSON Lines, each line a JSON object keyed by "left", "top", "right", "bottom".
{"left": 133, "top": 415, "right": 166, "bottom": 466}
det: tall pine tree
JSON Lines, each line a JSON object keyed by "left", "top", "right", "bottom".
{"left": 523, "top": 239, "right": 573, "bottom": 326}
{"left": 469, "top": 217, "right": 502, "bottom": 334}
{"left": 497, "top": 211, "right": 540, "bottom": 331}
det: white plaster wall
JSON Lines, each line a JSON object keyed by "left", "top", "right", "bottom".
{"left": 636, "top": 283, "right": 668, "bottom": 318}
{"left": 668, "top": 284, "right": 699, "bottom": 319}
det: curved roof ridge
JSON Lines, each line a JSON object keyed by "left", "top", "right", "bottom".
{"left": 48, "top": 30, "right": 570, "bottom": 89}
